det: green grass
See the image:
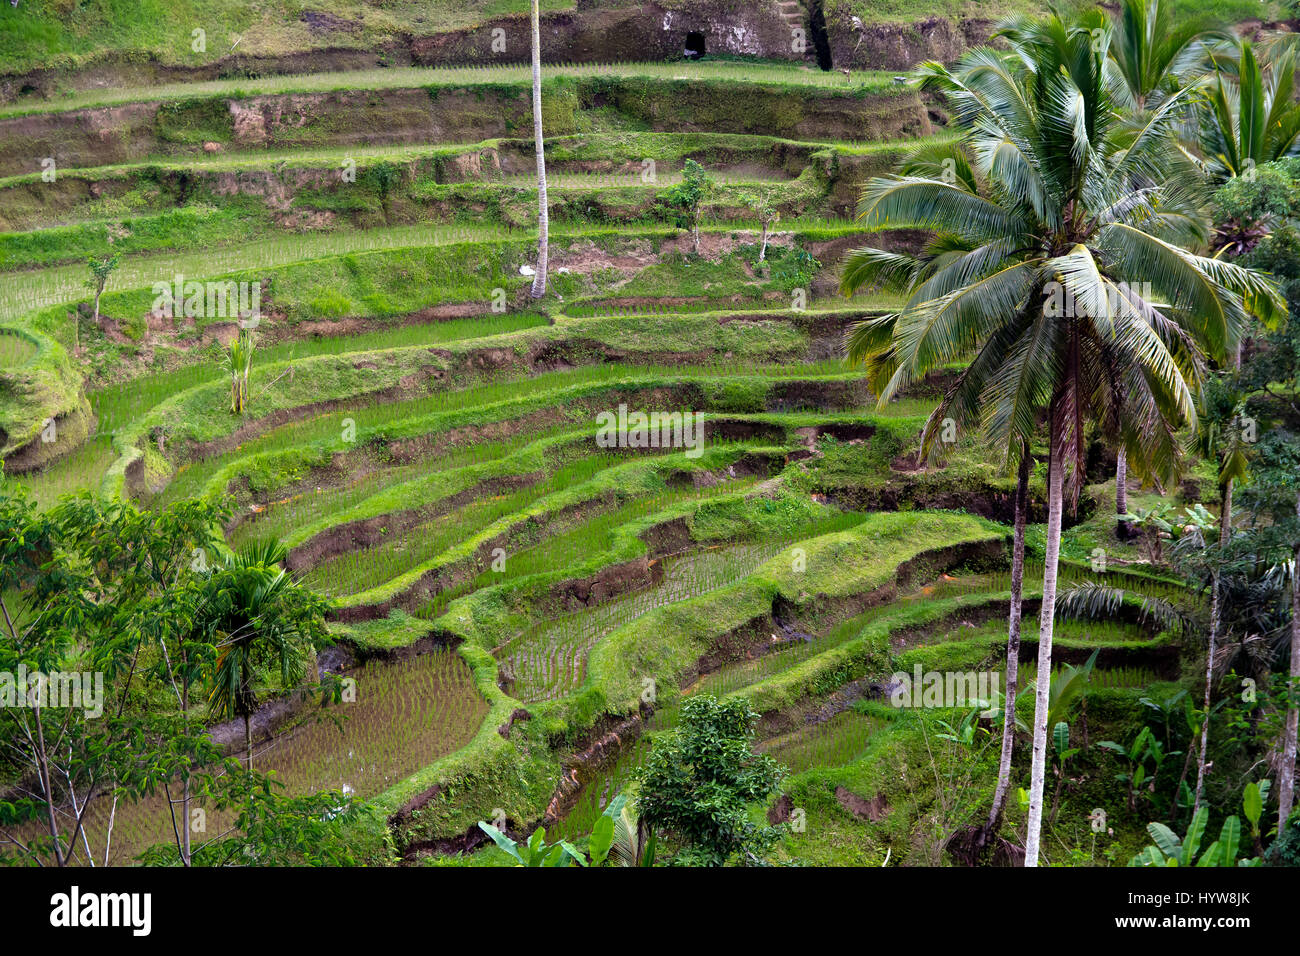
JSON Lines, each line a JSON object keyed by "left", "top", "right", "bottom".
{"left": 302, "top": 450, "right": 627, "bottom": 599}
{"left": 542, "top": 510, "right": 1006, "bottom": 732}
{"left": 333, "top": 440, "right": 778, "bottom": 612}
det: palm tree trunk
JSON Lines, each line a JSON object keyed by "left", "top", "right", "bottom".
{"left": 988, "top": 441, "right": 1031, "bottom": 833}
{"left": 1025, "top": 417, "right": 1064, "bottom": 867}
{"left": 1194, "top": 477, "right": 1233, "bottom": 813}
{"left": 528, "top": 0, "right": 548, "bottom": 299}
{"left": 1278, "top": 493, "right": 1300, "bottom": 832}
{"left": 244, "top": 713, "right": 253, "bottom": 769}
{"left": 1115, "top": 449, "right": 1130, "bottom": 538}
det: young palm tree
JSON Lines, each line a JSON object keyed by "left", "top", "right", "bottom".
{"left": 1107, "top": 0, "right": 1219, "bottom": 113}
{"left": 529, "top": 0, "right": 549, "bottom": 298}
{"left": 1200, "top": 41, "right": 1300, "bottom": 182}
{"left": 204, "top": 541, "right": 325, "bottom": 767}
{"left": 841, "top": 13, "right": 1281, "bottom": 865}
{"left": 222, "top": 329, "right": 255, "bottom": 415}
{"left": 988, "top": 440, "right": 1032, "bottom": 841}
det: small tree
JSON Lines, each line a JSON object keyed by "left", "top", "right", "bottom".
{"left": 663, "top": 159, "right": 712, "bottom": 255}
{"left": 0, "top": 490, "right": 229, "bottom": 867}
{"left": 736, "top": 191, "right": 780, "bottom": 262}
{"left": 635, "top": 695, "right": 786, "bottom": 866}
{"left": 202, "top": 540, "right": 327, "bottom": 768}
{"left": 86, "top": 253, "right": 119, "bottom": 331}
{"left": 221, "top": 328, "right": 256, "bottom": 415}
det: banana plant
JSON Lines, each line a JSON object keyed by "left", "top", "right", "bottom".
{"left": 936, "top": 706, "right": 994, "bottom": 746}
{"left": 1119, "top": 504, "right": 1178, "bottom": 564}
{"left": 476, "top": 792, "right": 646, "bottom": 867}
{"left": 1130, "top": 808, "right": 1245, "bottom": 866}
{"left": 1130, "top": 788, "right": 1266, "bottom": 865}
{"left": 1048, "top": 721, "right": 1083, "bottom": 826}
{"left": 1099, "top": 725, "right": 1177, "bottom": 811}
{"left": 1243, "top": 779, "right": 1270, "bottom": 853}
{"left": 476, "top": 822, "right": 586, "bottom": 867}
{"left": 1139, "top": 689, "right": 1189, "bottom": 749}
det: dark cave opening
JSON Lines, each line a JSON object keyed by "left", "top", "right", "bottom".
{"left": 807, "top": 0, "right": 833, "bottom": 71}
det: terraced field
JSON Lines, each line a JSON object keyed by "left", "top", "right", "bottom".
{"left": 0, "top": 44, "right": 1206, "bottom": 871}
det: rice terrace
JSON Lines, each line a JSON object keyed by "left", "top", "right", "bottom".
{"left": 0, "top": 0, "right": 1299, "bottom": 906}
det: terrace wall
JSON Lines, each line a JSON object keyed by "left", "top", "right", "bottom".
{"left": 0, "top": 79, "right": 932, "bottom": 178}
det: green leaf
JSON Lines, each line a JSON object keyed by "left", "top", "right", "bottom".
{"left": 476, "top": 822, "right": 524, "bottom": 865}
{"left": 642, "top": 828, "right": 657, "bottom": 868}
{"left": 1217, "top": 816, "right": 1241, "bottom": 867}
{"left": 1129, "top": 845, "right": 1167, "bottom": 867}
{"left": 1053, "top": 721, "right": 1070, "bottom": 756}
{"left": 558, "top": 841, "right": 587, "bottom": 867}
{"left": 1181, "top": 807, "right": 1208, "bottom": 865}
{"left": 588, "top": 814, "right": 615, "bottom": 866}
{"left": 1243, "top": 782, "right": 1263, "bottom": 828}
{"left": 1146, "top": 821, "right": 1182, "bottom": 860}
{"left": 542, "top": 843, "right": 568, "bottom": 867}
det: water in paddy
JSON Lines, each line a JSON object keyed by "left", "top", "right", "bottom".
{"left": 38, "top": 647, "right": 486, "bottom": 866}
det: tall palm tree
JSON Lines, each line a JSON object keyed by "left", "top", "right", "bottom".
{"left": 841, "top": 13, "right": 1281, "bottom": 865}
{"left": 1106, "top": 0, "right": 1218, "bottom": 535}
{"left": 205, "top": 541, "right": 323, "bottom": 767}
{"left": 529, "top": 0, "right": 549, "bottom": 298}
{"left": 1188, "top": 376, "right": 1251, "bottom": 813}
{"left": 1286, "top": 506, "right": 1300, "bottom": 832}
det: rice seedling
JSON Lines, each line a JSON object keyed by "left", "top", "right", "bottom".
{"left": 1016, "top": 662, "right": 1161, "bottom": 693}
{"left": 301, "top": 456, "right": 612, "bottom": 598}
{"left": 757, "top": 709, "right": 884, "bottom": 775}
{"left": 0, "top": 329, "right": 36, "bottom": 367}
{"left": 499, "top": 510, "right": 874, "bottom": 703}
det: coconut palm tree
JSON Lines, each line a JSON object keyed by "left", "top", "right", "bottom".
{"left": 841, "top": 12, "right": 1281, "bottom": 865}
{"left": 204, "top": 541, "right": 325, "bottom": 767}
{"left": 1288, "top": 512, "right": 1300, "bottom": 832}
{"left": 529, "top": 0, "right": 549, "bottom": 298}
{"left": 1106, "top": 0, "right": 1219, "bottom": 536}
{"left": 1188, "top": 375, "right": 1251, "bottom": 813}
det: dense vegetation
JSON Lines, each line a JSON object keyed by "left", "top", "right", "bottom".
{"left": 0, "top": 0, "right": 1296, "bottom": 873}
